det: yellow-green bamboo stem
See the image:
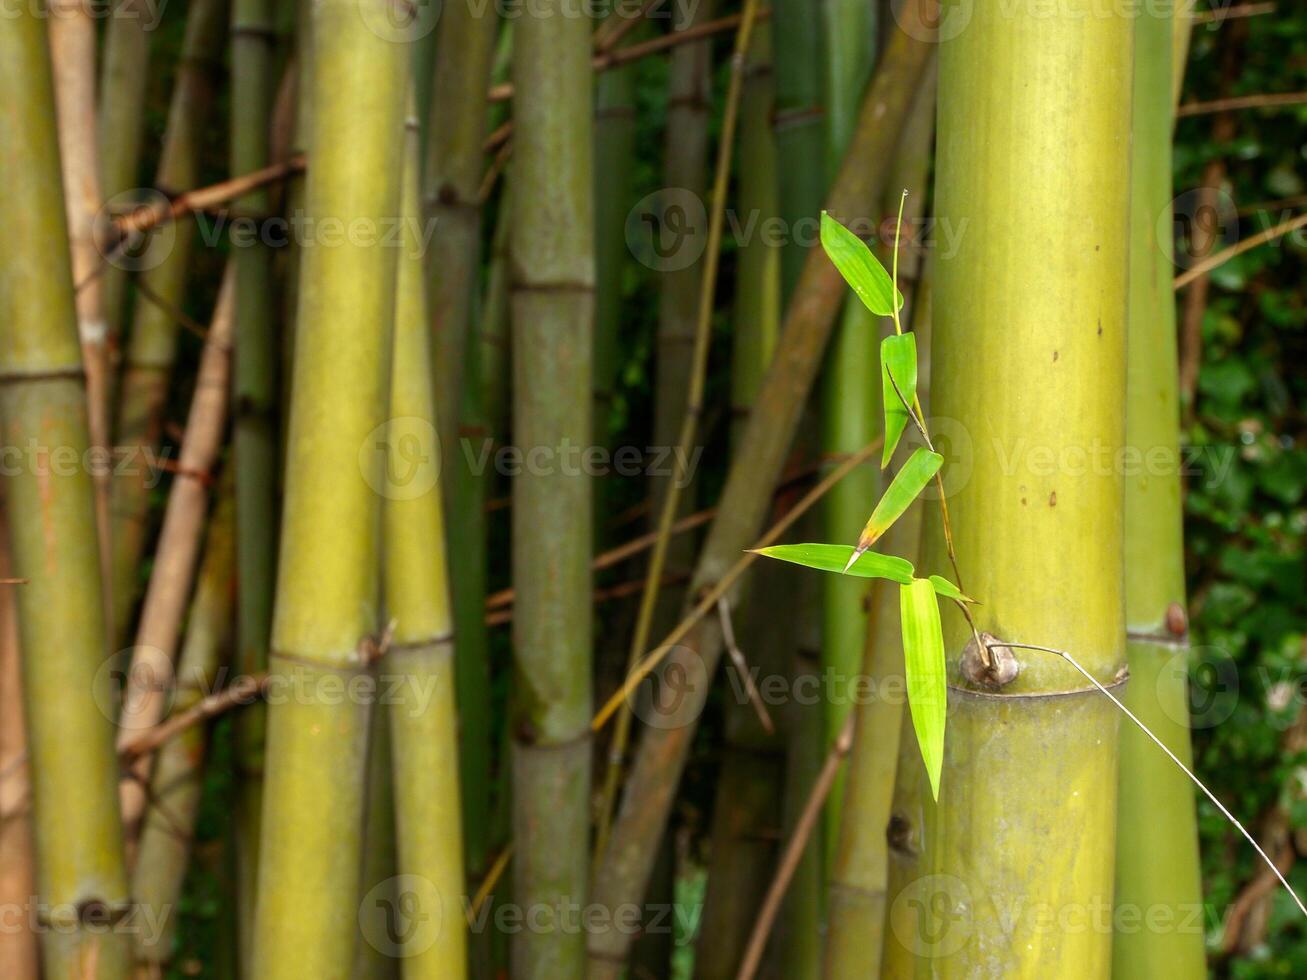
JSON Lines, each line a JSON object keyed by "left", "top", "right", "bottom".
{"left": 423, "top": 0, "right": 498, "bottom": 887}
{"left": 132, "top": 490, "right": 234, "bottom": 972}
{"left": 250, "top": 0, "right": 408, "bottom": 973}
{"left": 0, "top": 513, "right": 38, "bottom": 979}
{"left": 117, "top": 269, "right": 234, "bottom": 846}
{"left": 378, "top": 104, "right": 469, "bottom": 979}
{"left": 916, "top": 6, "right": 1133, "bottom": 974}
{"left": 110, "top": 0, "right": 228, "bottom": 643}
{"left": 0, "top": 14, "right": 130, "bottom": 975}
{"left": 586, "top": 9, "right": 934, "bottom": 976}
{"left": 99, "top": 0, "right": 156, "bottom": 344}
{"left": 1113, "top": 7, "right": 1206, "bottom": 977}
{"left": 231, "top": 0, "right": 278, "bottom": 959}
{"left": 49, "top": 0, "right": 113, "bottom": 633}
{"left": 816, "top": 0, "right": 882, "bottom": 862}
{"left": 825, "top": 262, "right": 934, "bottom": 980}
{"left": 509, "top": 1, "right": 595, "bottom": 974}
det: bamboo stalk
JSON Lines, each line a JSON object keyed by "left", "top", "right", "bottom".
{"left": 424, "top": 2, "right": 498, "bottom": 898}
{"left": 1113, "top": 7, "right": 1206, "bottom": 976}
{"left": 249, "top": 0, "right": 409, "bottom": 971}
{"left": 117, "top": 269, "right": 235, "bottom": 848}
{"left": 587, "top": 13, "right": 934, "bottom": 973}
{"left": 0, "top": 514, "right": 37, "bottom": 979}
{"left": 824, "top": 262, "right": 934, "bottom": 980}
{"left": 132, "top": 490, "right": 235, "bottom": 973}
{"left": 49, "top": 0, "right": 113, "bottom": 635}
{"left": 771, "top": 0, "right": 827, "bottom": 299}
{"left": 917, "top": 4, "right": 1133, "bottom": 973}
{"left": 109, "top": 0, "right": 229, "bottom": 644}
{"left": 230, "top": 0, "right": 279, "bottom": 963}
{"left": 694, "top": 25, "right": 785, "bottom": 974}
{"left": 592, "top": 0, "right": 726, "bottom": 863}
{"left": 353, "top": 708, "right": 399, "bottom": 980}
{"left": 378, "top": 101, "right": 469, "bottom": 979}
{"left": 0, "top": 14, "right": 130, "bottom": 975}
{"left": 509, "top": 1, "right": 596, "bottom": 974}
{"left": 816, "top": 0, "right": 882, "bottom": 869}
{"left": 98, "top": 0, "right": 156, "bottom": 346}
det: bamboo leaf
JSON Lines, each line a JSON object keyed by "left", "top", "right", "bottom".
{"left": 752, "top": 543, "right": 914, "bottom": 583}
{"left": 928, "top": 575, "right": 975, "bottom": 604}
{"left": 900, "top": 578, "right": 947, "bottom": 801}
{"left": 854, "top": 448, "right": 942, "bottom": 555}
{"left": 881, "top": 332, "right": 918, "bottom": 467}
{"left": 820, "top": 211, "right": 904, "bottom": 316}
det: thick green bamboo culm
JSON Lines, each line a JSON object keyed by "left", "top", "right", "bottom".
{"left": 914, "top": 6, "right": 1133, "bottom": 975}
{"left": 132, "top": 490, "right": 234, "bottom": 971}
{"left": 1113, "top": 6, "right": 1206, "bottom": 977}
{"left": 509, "top": 0, "right": 595, "bottom": 973}
{"left": 249, "top": 0, "right": 408, "bottom": 974}
{"left": 0, "top": 14, "right": 130, "bottom": 977}
{"left": 423, "top": 0, "right": 498, "bottom": 886}
{"left": 586, "top": 8, "right": 935, "bottom": 975}
{"left": 109, "top": 0, "right": 228, "bottom": 643}
{"left": 379, "top": 104, "right": 468, "bottom": 979}
{"left": 98, "top": 0, "right": 156, "bottom": 343}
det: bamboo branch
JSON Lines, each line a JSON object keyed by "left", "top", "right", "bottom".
{"left": 1176, "top": 90, "right": 1307, "bottom": 117}
{"left": 1173, "top": 210, "right": 1307, "bottom": 289}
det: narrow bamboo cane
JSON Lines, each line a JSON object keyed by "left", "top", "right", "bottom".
{"left": 117, "top": 268, "right": 235, "bottom": 847}
{"left": 591, "top": 20, "right": 640, "bottom": 533}
{"left": 695, "top": 25, "right": 785, "bottom": 975}
{"left": 132, "top": 490, "right": 234, "bottom": 973}
{"left": 816, "top": 0, "right": 880, "bottom": 866}
{"left": 592, "top": 0, "right": 726, "bottom": 863}
{"left": 824, "top": 265, "right": 934, "bottom": 980}
{"left": 0, "top": 514, "right": 37, "bottom": 979}
{"left": 230, "top": 0, "right": 279, "bottom": 960}
{"left": 509, "top": 1, "right": 596, "bottom": 975}
{"left": 915, "top": 5, "right": 1133, "bottom": 974}
{"left": 377, "top": 102, "right": 469, "bottom": 979}
{"left": 771, "top": 0, "right": 828, "bottom": 299}
{"left": 586, "top": 9, "right": 934, "bottom": 975}
{"left": 0, "top": 15, "right": 130, "bottom": 976}
{"left": 109, "top": 0, "right": 229, "bottom": 643}
{"left": 1113, "top": 7, "right": 1206, "bottom": 977}
{"left": 423, "top": 0, "right": 498, "bottom": 890}
{"left": 49, "top": 0, "right": 113, "bottom": 634}
{"left": 99, "top": 0, "right": 156, "bottom": 344}
{"left": 353, "top": 709, "right": 399, "bottom": 980}
{"left": 249, "top": 0, "right": 408, "bottom": 972}
{"left": 478, "top": 186, "right": 512, "bottom": 445}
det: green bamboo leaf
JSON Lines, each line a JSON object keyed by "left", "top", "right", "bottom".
{"left": 881, "top": 332, "right": 918, "bottom": 467}
{"left": 819, "top": 211, "right": 904, "bottom": 316}
{"left": 752, "top": 543, "right": 914, "bottom": 584}
{"left": 928, "top": 575, "right": 975, "bottom": 604}
{"left": 900, "top": 578, "right": 947, "bottom": 801}
{"left": 853, "top": 447, "right": 942, "bottom": 556}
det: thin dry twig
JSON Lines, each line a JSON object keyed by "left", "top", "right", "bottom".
{"left": 1176, "top": 90, "right": 1307, "bottom": 118}
{"left": 716, "top": 597, "right": 774, "bottom": 735}
{"left": 1174, "top": 210, "right": 1307, "bottom": 289}
{"left": 735, "top": 712, "right": 856, "bottom": 980}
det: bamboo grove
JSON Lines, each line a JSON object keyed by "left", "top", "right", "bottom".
{"left": 0, "top": 0, "right": 1302, "bottom": 977}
